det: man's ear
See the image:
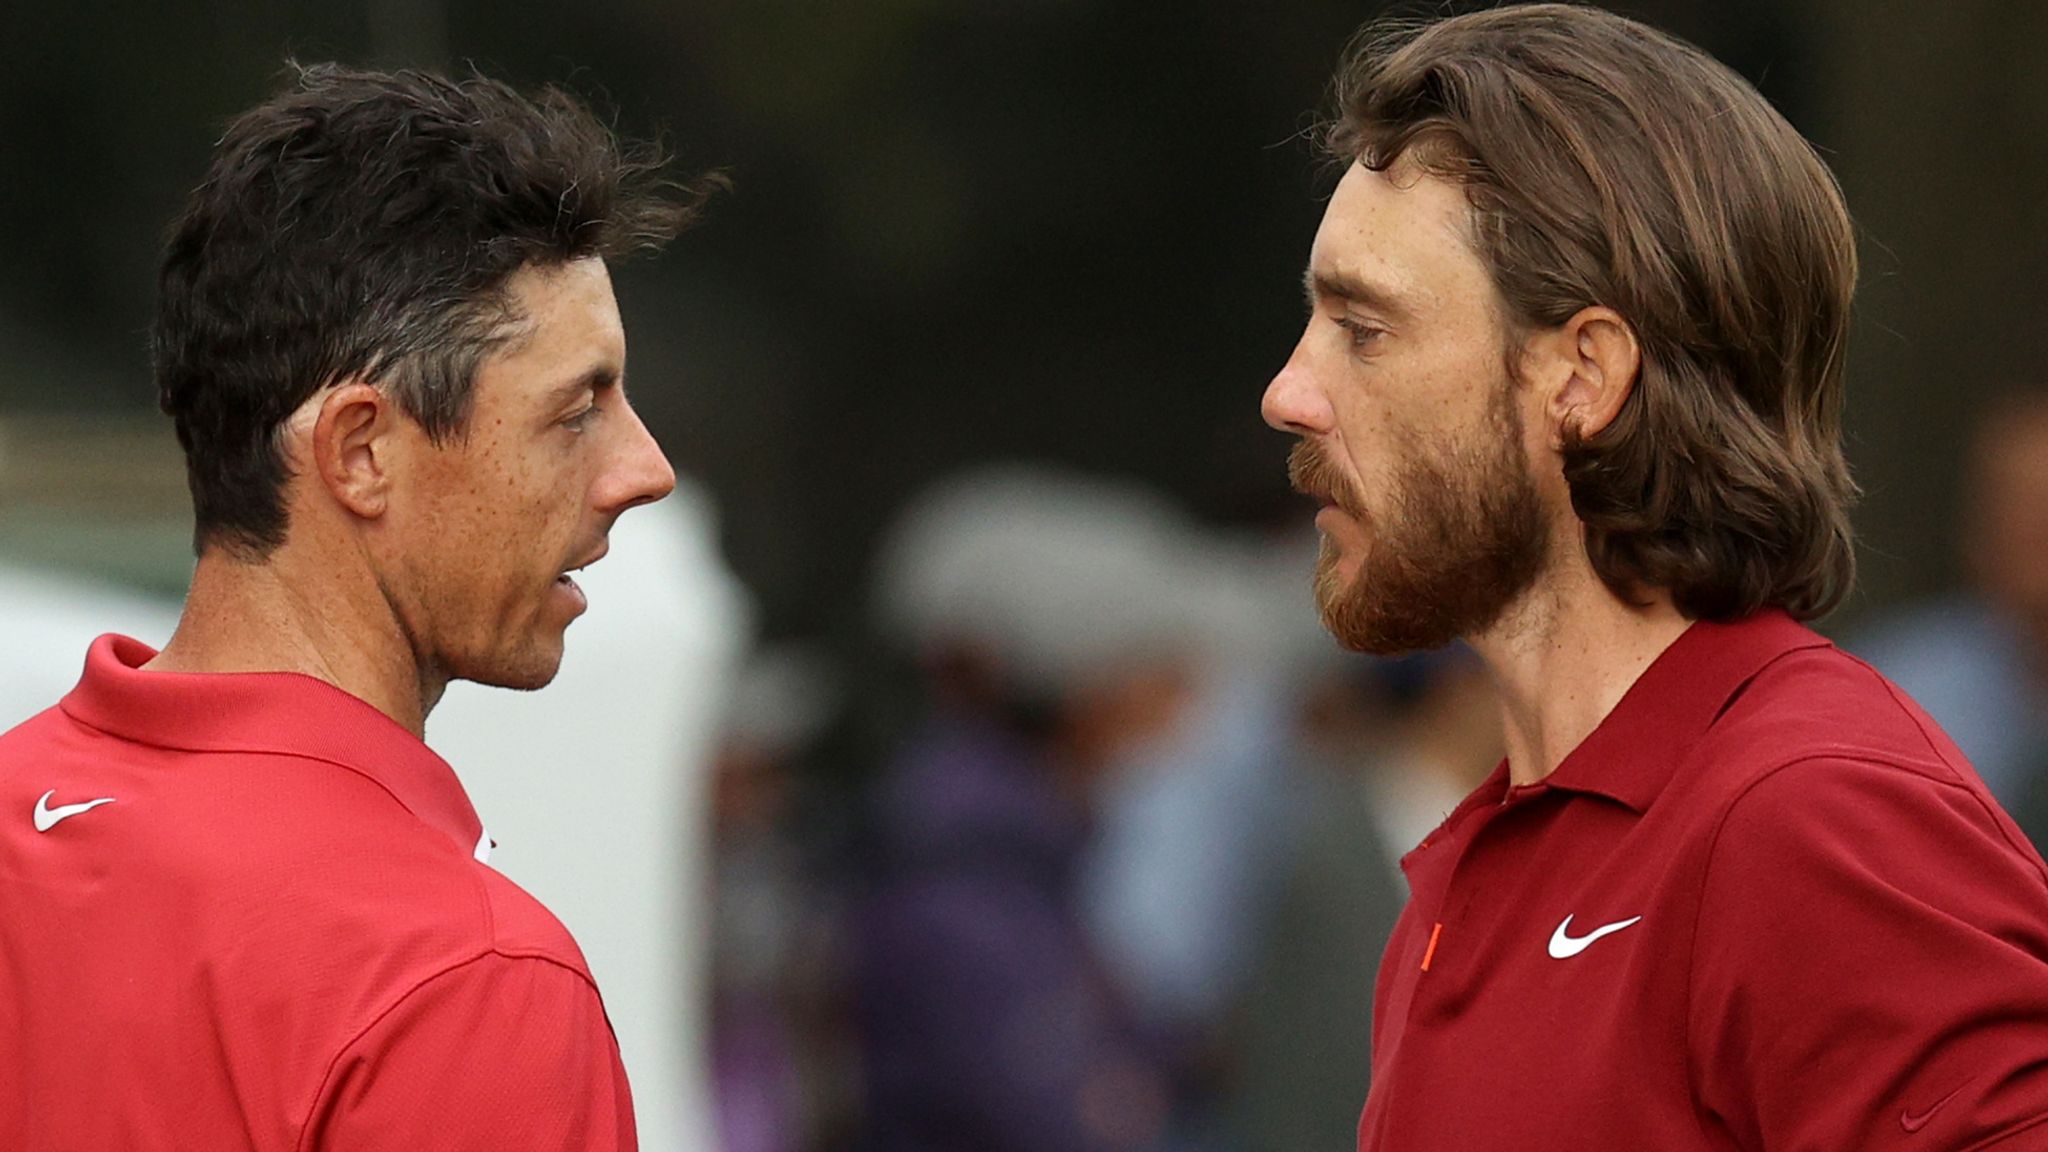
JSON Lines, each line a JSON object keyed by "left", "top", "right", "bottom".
{"left": 308, "top": 382, "right": 397, "bottom": 520}
{"left": 1526, "top": 306, "right": 1641, "bottom": 447}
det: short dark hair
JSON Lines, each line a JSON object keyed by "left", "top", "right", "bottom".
{"left": 154, "top": 62, "right": 718, "bottom": 558}
{"left": 1326, "top": 4, "right": 1859, "bottom": 622}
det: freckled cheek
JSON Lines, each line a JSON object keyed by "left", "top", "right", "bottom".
{"left": 489, "top": 465, "right": 597, "bottom": 576}
{"left": 1329, "top": 401, "right": 1393, "bottom": 486}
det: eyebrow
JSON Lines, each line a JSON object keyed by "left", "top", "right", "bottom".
{"left": 546, "top": 365, "right": 622, "bottom": 408}
{"left": 1303, "top": 266, "right": 1413, "bottom": 323}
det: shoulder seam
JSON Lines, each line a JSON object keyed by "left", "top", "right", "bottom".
{"left": 1779, "top": 655, "right": 2046, "bottom": 878}
{"left": 1705, "top": 642, "right": 1831, "bottom": 732}
{"left": 1834, "top": 650, "right": 1965, "bottom": 779}
{"left": 292, "top": 946, "right": 607, "bottom": 1151}
{"left": 1680, "top": 749, "right": 2048, "bottom": 1112}
{"left": 1679, "top": 751, "right": 1829, "bottom": 1119}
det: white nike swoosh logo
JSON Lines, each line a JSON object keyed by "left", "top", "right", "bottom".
{"left": 33, "top": 789, "right": 116, "bottom": 833}
{"left": 1548, "top": 913, "right": 1643, "bottom": 959}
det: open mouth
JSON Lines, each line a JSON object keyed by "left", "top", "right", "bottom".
{"left": 553, "top": 567, "right": 591, "bottom": 614}
{"left": 557, "top": 543, "right": 608, "bottom": 585}
{"left": 1298, "top": 485, "right": 1360, "bottom": 518}
{"left": 553, "top": 540, "right": 610, "bottom": 607}
{"left": 555, "top": 562, "right": 594, "bottom": 599}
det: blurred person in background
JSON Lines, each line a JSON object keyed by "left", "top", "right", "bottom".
{"left": 853, "top": 466, "right": 1210, "bottom": 1152}
{"left": 1853, "top": 386, "right": 2048, "bottom": 810}
{"left": 1263, "top": 5, "right": 2048, "bottom": 1148}
{"left": 1072, "top": 521, "right": 1326, "bottom": 1152}
{"left": 706, "top": 642, "right": 847, "bottom": 1152}
{"left": 0, "top": 65, "right": 707, "bottom": 1148}
{"left": 1227, "top": 650, "right": 1500, "bottom": 1152}
{"left": 431, "top": 481, "right": 753, "bottom": 1152}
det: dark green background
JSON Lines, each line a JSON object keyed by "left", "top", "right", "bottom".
{"left": 3, "top": 0, "right": 2042, "bottom": 636}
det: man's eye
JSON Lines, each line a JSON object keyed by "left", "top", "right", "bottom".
{"left": 564, "top": 404, "right": 599, "bottom": 431}
{"left": 1335, "top": 316, "right": 1386, "bottom": 349}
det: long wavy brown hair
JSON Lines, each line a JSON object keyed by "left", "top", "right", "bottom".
{"left": 1325, "top": 4, "right": 1858, "bottom": 622}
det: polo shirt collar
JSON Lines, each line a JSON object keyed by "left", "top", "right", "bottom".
{"left": 61, "top": 634, "right": 488, "bottom": 861}
{"left": 1533, "top": 610, "right": 1832, "bottom": 813}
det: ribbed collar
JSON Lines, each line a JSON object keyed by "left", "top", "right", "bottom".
{"left": 60, "top": 634, "right": 487, "bottom": 860}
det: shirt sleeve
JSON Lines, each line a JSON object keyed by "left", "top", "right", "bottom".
{"left": 1688, "top": 756, "right": 2048, "bottom": 1151}
{"left": 301, "top": 950, "right": 637, "bottom": 1151}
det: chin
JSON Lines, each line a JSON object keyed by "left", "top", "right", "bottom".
{"left": 1311, "top": 548, "right": 1358, "bottom": 616}
{"left": 454, "top": 640, "right": 567, "bottom": 693}
{"left": 481, "top": 665, "right": 563, "bottom": 692}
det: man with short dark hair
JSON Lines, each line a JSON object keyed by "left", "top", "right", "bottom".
{"left": 1263, "top": 6, "right": 2048, "bottom": 1149}
{"left": 0, "top": 64, "right": 706, "bottom": 1147}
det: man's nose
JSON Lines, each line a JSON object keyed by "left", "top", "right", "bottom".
{"left": 600, "top": 400, "right": 678, "bottom": 515}
{"left": 1261, "top": 343, "right": 1334, "bottom": 435}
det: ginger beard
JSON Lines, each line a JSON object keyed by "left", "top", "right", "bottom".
{"left": 1289, "top": 382, "right": 1551, "bottom": 654}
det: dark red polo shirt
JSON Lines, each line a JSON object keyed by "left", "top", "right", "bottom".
{"left": 1359, "top": 611, "right": 2048, "bottom": 1150}
{"left": 0, "top": 635, "right": 636, "bottom": 1150}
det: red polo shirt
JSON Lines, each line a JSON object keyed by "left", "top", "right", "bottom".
{"left": 0, "top": 635, "right": 636, "bottom": 1150}
{"left": 1360, "top": 611, "right": 2048, "bottom": 1150}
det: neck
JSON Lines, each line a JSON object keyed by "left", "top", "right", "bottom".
{"left": 1469, "top": 553, "right": 1691, "bottom": 786}
{"left": 148, "top": 544, "right": 441, "bottom": 738}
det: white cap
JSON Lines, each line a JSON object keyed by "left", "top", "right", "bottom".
{"left": 874, "top": 465, "right": 1213, "bottom": 696}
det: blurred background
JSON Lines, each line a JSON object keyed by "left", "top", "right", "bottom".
{"left": 4, "top": 1, "right": 2047, "bottom": 1150}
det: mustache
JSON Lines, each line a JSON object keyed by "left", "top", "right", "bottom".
{"left": 1287, "top": 440, "right": 1366, "bottom": 519}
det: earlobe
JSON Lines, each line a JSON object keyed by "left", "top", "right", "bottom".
{"left": 309, "top": 382, "right": 393, "bottom": 520}
{"left": 1551, "top": 306, "right": 1640, "bottom": 443}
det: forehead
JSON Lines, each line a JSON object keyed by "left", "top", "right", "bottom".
{"left": 503, "top": 258, "right": 623, "bottom": 350}
{"left": 1310, "top": 160, "right": 1494, "bottom": 318}
{"left": 471, "top": 258, "right": 624, "bottom": 401}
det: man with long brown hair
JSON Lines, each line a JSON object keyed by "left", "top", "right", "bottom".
{"left": 1264, "top": 5, "right": 2048, "bottom": 1148}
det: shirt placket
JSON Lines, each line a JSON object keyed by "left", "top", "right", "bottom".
{"left": 1379, "top": 787, "right": 1553, "bottom": 1118}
